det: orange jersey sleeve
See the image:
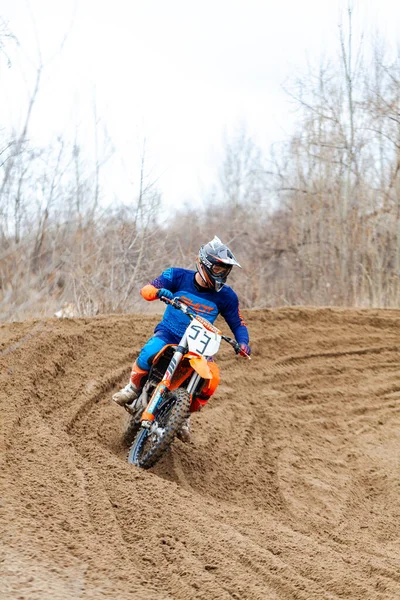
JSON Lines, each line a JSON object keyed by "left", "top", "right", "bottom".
{"left": 140, "top": 284, "right": 159, "bottom": 301}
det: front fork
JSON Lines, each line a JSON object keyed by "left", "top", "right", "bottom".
{"left": 140, "top": 333, "right": 189, "bottom": 426}
{"left": 186, "top": 372, "right": 202, "bottom": 396}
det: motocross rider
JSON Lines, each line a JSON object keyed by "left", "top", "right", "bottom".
{"left": 112, "top": 236, "right": 251, "bottom": 443}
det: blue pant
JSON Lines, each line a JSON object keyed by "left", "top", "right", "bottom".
{"left": 136, "top": 331, "right": 178, "bottom": 371}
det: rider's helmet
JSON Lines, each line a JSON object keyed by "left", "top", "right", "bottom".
{"left": 196, "top": 236, "right": 241, "bottom": 292}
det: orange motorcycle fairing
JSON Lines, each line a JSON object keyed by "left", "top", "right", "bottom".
{"left": 198, "top": 361, "right": 220, "bottom": 396}
{"left": 151, "top": 346, "right": 212, "bottom": 385}
{"left": 169, "top": 358, "right": 194, "bottom": 391}
{"left": 152, "top": 344, "right": 177, "bottom": 365}
{"left": 145, "top": 348, "right": 214, "bottom": 417}
{"left": 187, "top": 354, "right": 212, "bottom": 379}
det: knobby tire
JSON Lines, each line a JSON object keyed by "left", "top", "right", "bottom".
{"left": 123, "top": 416, "right": 141, "bottom": 447}
{"left": 128, "top": 388, "right": 191, "bottom": 469}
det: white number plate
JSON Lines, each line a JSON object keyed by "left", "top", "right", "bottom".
{"left": 186, "top": 319, "right": 221, "bottom": 356}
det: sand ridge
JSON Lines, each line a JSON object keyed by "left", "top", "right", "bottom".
{"left": 1, "top": 307, "right": 400, "bottom": 599}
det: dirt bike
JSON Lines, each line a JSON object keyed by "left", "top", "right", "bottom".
{"left": 125, "top": 296, "right": 249, "bottom": 469}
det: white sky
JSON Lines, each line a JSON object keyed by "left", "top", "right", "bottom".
{"left": 1, "top": 0, "right": 399, "bottom": 209}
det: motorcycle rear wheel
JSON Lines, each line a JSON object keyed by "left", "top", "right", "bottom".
{"left": 128, "top": 388, "right": 191, "bottom": 469}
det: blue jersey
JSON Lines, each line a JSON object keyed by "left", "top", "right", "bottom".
{"left": 150, "top": 268, "right": 249, "bottom": 344}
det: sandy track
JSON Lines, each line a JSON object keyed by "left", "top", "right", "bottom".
{"left": 1, "top": 308, "right": 400, "bottom": 599}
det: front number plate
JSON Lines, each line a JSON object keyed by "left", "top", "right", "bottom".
{"left": 187, "top": 319, "right": 221, "bottom": 356}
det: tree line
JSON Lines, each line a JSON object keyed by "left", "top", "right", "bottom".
{"left": 1, "top": 12, "right": 399, "bottom": 320}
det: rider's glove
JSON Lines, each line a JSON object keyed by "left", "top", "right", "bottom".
{"left": 238, "top": 343, "right": 251, "bottom": 357}
{"left": 157, "top": 288, "right": 174, "bottom": 301}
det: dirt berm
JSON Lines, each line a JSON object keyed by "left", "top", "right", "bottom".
{"left": 1, "top": 308, "right": 400, "bottom": 599}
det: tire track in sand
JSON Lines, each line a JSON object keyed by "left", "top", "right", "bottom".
{"left": 1, "top": 308, "right": 400, "bottom": 599}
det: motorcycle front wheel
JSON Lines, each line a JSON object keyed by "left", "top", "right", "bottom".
{"left": 128, "top": 388, "right": 191, "bottom": 469}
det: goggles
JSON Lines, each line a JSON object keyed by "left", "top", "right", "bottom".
{"left": 211, "top": 264, "right": 232, "bottom": 275}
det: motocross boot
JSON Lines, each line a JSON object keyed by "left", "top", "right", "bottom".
{"left": 176, "top": 416, "right": 191, "bottom": 443}
{"left": 112, "top": 362, "right": 148, "bottom": 406}
{"left": 112, "top": 382, "right": 139, "bottom": 405}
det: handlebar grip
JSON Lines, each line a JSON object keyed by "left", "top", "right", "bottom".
{"left": 222, "top": 335, "right": 250, "bottom": 358}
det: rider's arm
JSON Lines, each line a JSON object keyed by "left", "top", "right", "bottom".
{"left": 140, "top": 268, "right": 176, "bottom": 301}
{"left": 140, "top": 285, "right": 159, "bottom": 301}
{"left": 220, "top": 291, "right": 249, "bottom": 345}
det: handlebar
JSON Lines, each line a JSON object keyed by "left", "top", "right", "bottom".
{"left": 159, "top": 295, "right": 194, "bottom": 316}
{"left": 159, "top": 295, "right": 251, "bottom": 359}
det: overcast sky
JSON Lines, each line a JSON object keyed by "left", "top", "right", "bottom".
{"left": 1, "top": 0, "right": 399, "bottom": 209}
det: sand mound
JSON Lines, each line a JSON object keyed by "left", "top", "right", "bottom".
{"left": 1, "top": 308, "right": 400, "bottom": 599}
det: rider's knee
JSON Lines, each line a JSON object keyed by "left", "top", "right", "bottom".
{"left": 137, "top": 336, "right": 167, "bottom": 370}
